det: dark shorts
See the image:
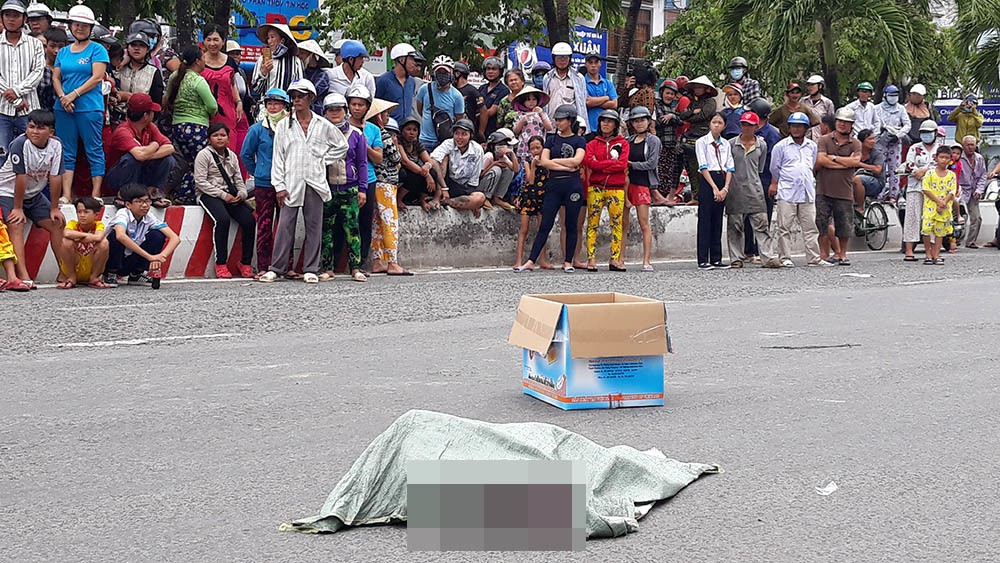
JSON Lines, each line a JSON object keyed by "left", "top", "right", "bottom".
{"left": 815, "top": 194, "right": 854, "bottom": 239}
{"left": 0, "top": 193, "right": 53, "bottom": 225}
{"left": 445, "top": 175, "right": 482, "bottom": 198}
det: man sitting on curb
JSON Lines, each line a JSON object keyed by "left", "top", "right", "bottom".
{"left": 429, "top": 118, "right": 486, "bottom": 217}
{"left": 106, "top": 93, "right": 176, "bottom": 207}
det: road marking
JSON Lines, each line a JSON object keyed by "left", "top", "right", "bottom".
{"left": 898, "top": 278, "right": 953, "bottom": 286}
{"left": 57, "top": 293, "right": 363, "bottom": 312}
{"left": 49, "top": 333, "right": 242, "bottom": 348}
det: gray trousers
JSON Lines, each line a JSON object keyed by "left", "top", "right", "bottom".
{"left": 965, "top": 197, "right": 982, "bottom": 245}
{"left": 775, "top": 200, "right": 821, "bottom": 263}
{"left": 269, "top": 187, "right": 324, "bottom": 275}
{"left": 728, "top": 212, "right": 774, "bottom": 262}
{"left": 479, "top": 166, "right": 513, "bottom": 200}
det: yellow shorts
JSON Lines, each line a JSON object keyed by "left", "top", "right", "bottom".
{"left": 0, "top": 220, "right": 16, "bottom": 264}
{"left": 921, "top": 218, "right": 953, "bottom": 238}
{"left": 59, "top": 253, "right": 94, "bottom": 281}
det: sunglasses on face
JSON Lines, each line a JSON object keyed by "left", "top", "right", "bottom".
{"left": 289, "top": 92, "right": 309, "bottom": 100}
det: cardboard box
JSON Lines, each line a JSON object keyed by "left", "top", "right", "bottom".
{"left": 508, "top": 293, "right": 670, "bottom": 410}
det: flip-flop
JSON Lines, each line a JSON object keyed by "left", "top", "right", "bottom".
{"left": 586, "top": 266, "right": 598, "bottom": 272}
{"left": 88, "top": 279, "right": 111, "bottom": 289}
{"left": 56, "top": 279, "right": 76, "bottom": 289}
{"left": 837, "top": 259, "right": 851, "bottom": 266}
{"left": 387, "top": 270, "right": 414, "bottom": 276}
{"left": 562, "top": 266, "right": 575, "bottom": 273}
{"left": 903, "top": 256, "right": 918, "bottom": 262}
{"left": 609, "top": 264, "right": 627, "bottom": 272}
{"left": 513, "top": 265, "right": 534, "bottom": 272}
{"left": 642, "top": 264, "right": 655, "bottom": 272}
{"left": 351, "top": 271, "right": 368, "bottom": 282}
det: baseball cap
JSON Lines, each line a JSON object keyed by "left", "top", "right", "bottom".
{"left": 786, "top": 81, "right": 802, "bottom": 93}
{"left": 739, "top": 112, "right": 760, "bottom": 126}
{"left": 127, "top": 93, "right": 161, "bottom": 113}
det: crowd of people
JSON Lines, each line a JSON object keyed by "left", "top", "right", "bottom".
{"left": 0, "top": 4, "right": 997, "bottom": 292}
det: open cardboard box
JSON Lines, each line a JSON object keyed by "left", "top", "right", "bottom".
{"left": 508, "top": 293, "right": 670, "bottom": 410}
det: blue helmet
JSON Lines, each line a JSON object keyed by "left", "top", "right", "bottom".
{"left": 340, "top": 40, "right": 368, "bottom": 60}
{"left": 884, "top": 85, "right": 900, "bottom": 95}
{"left": 787, "top": 112, "right": 811, "bottom": 126}
{"left": 263, "top": 88, "right": 290, "bottom": 104}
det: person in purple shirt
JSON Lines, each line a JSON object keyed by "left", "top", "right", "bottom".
{"left": 957, "top": 135, "right": 987, "bottom": 248}
{"left": 320, "top": 92, "right": 368, "bottom": 283}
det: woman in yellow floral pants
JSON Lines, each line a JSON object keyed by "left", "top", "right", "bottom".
{"left": 583, "top": 111, "right": 631, "bottom": 271}
{"left": 369, "top": 112, "right": 413, "bottom": 275}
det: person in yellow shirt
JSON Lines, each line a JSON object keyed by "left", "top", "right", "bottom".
{"left": 947, "top": 95, "right": 985, "bottom": 142}
{"left": 920, "top": 146, "right": 957, "bottom": 265}
{"left": 59, "top": 197, "right": 111, "bottom": 288}
{"left": 0, "top": 217, "right": 31, "bottom": 291}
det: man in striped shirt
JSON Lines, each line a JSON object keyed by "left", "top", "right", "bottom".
{"left": 0, "top": 0, "right": 44, "bottom": 165}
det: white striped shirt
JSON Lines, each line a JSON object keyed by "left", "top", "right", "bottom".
{"left": 0, "top": 33, "right": 44, "bottom": 117}
{"left": 271, "top": 111, "right": 349, "bottom": 207}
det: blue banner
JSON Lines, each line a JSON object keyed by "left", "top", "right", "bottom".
{"left": 936, "top": 100, "right": 1000, "bottom": 127}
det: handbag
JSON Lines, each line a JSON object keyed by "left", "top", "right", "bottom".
{"left": 210, "top": 150, "right": 241, "bottom": 197}
{"left": 427, "top": 86, "right": 454, "bottom": 142}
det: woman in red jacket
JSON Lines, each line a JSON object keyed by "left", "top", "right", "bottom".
{"left": 583, "top": 110, "right": 630, "bottom": 271}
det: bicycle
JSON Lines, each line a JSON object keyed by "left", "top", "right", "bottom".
{"left": 854, "top": 198, "right": 890, "bottom": 250}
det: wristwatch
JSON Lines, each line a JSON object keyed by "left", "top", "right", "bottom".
{"left": 831, "top": 155, "right": 838, "bottom": 162}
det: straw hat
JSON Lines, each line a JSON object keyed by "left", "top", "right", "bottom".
{"left": 256, "top": 23, "right": 298, "bottom": 56}
{"left": 297, "top": 39, "right": 331, "bottom": 68}
{"left": 512, "top": 85, "right": 551, "bottom": 108}
{"left": 684, "top": 75, "right": 718, "bottom": 97}
{"left": 365, "top": 98, "right": 400, "bottom": 121}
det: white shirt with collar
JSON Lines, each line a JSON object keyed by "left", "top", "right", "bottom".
{"left": 326, "top": 65, "right": 376, "bottom": 97}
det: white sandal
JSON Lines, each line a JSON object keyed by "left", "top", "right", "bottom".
{"left": 257, "top": 271, "right": 280, "bottom": 283}
{"left": 303, "top": 273, "right": 319, "bottom": 283}
{"left": 351, "top": 270, "right": 367, "bottom": 282}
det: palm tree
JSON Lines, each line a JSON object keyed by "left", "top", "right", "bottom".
{"left": 719, "top": 0, "right": 927, "bottom": 106}
{"left": 956, "top": 0, "right": 1000, "bottom": 89}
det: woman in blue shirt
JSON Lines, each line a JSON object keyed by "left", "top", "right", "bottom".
{"left": 52, "top": 4, "right": 109, "bottom": 200}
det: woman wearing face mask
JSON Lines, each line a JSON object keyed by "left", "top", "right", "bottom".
{"left": 901, "top": 120, "right": 940, "bottom": 261}
{"left": 875, "top": 85, "right": 910, "bottom": 204}
{"left": 240, "top": 88, "right": 289, "bottom": 276}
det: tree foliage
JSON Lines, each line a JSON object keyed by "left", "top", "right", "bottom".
{"left": 306, "top": 0, "right": 621, "bottom": 64}
{"left": 955, "top": 0, "right": 1000, "bottom": 92}
{"left": 647, "top": 0, "right": 962, "bottom": 105}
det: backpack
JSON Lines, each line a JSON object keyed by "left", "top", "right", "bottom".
{"left": 427, "top": 86, "right": 454, "bottom": 142}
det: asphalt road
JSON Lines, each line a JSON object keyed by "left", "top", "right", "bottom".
{"left": 3, "top": 249, "right": 999, "bottom": 562}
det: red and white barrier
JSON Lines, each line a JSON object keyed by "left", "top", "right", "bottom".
{"left": 26, "top": 204, "right": 257, "bottom": 283}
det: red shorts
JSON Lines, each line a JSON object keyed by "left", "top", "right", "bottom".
{"left": 627, "top": 184, "right": 652, "bottom": 206}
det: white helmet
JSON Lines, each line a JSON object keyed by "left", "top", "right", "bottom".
{"left": 432, "top": 54, "right": 454, "bottom": 71}
{"left": 805, "top": 74, "right": 824, "bottom": 85}
{"left": 67, "top": 4, "right": 96, "bottom": 25}
{"left": 26, "top": 2, "right": 52, "bottom": 18}
{"left": 332, "top": 38, "right": 346, "bottom": 53}
{"left": 390, "top": 42, "right": 416, "bottom": 61}
{"left": 323, "top": 92, "right": 348, "bottom": 110}
{"left": 551, "top": 42, "right": 573, "bottom": 56}
{"left": 345, "top": 83, "right": 372, "bottom": 105}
